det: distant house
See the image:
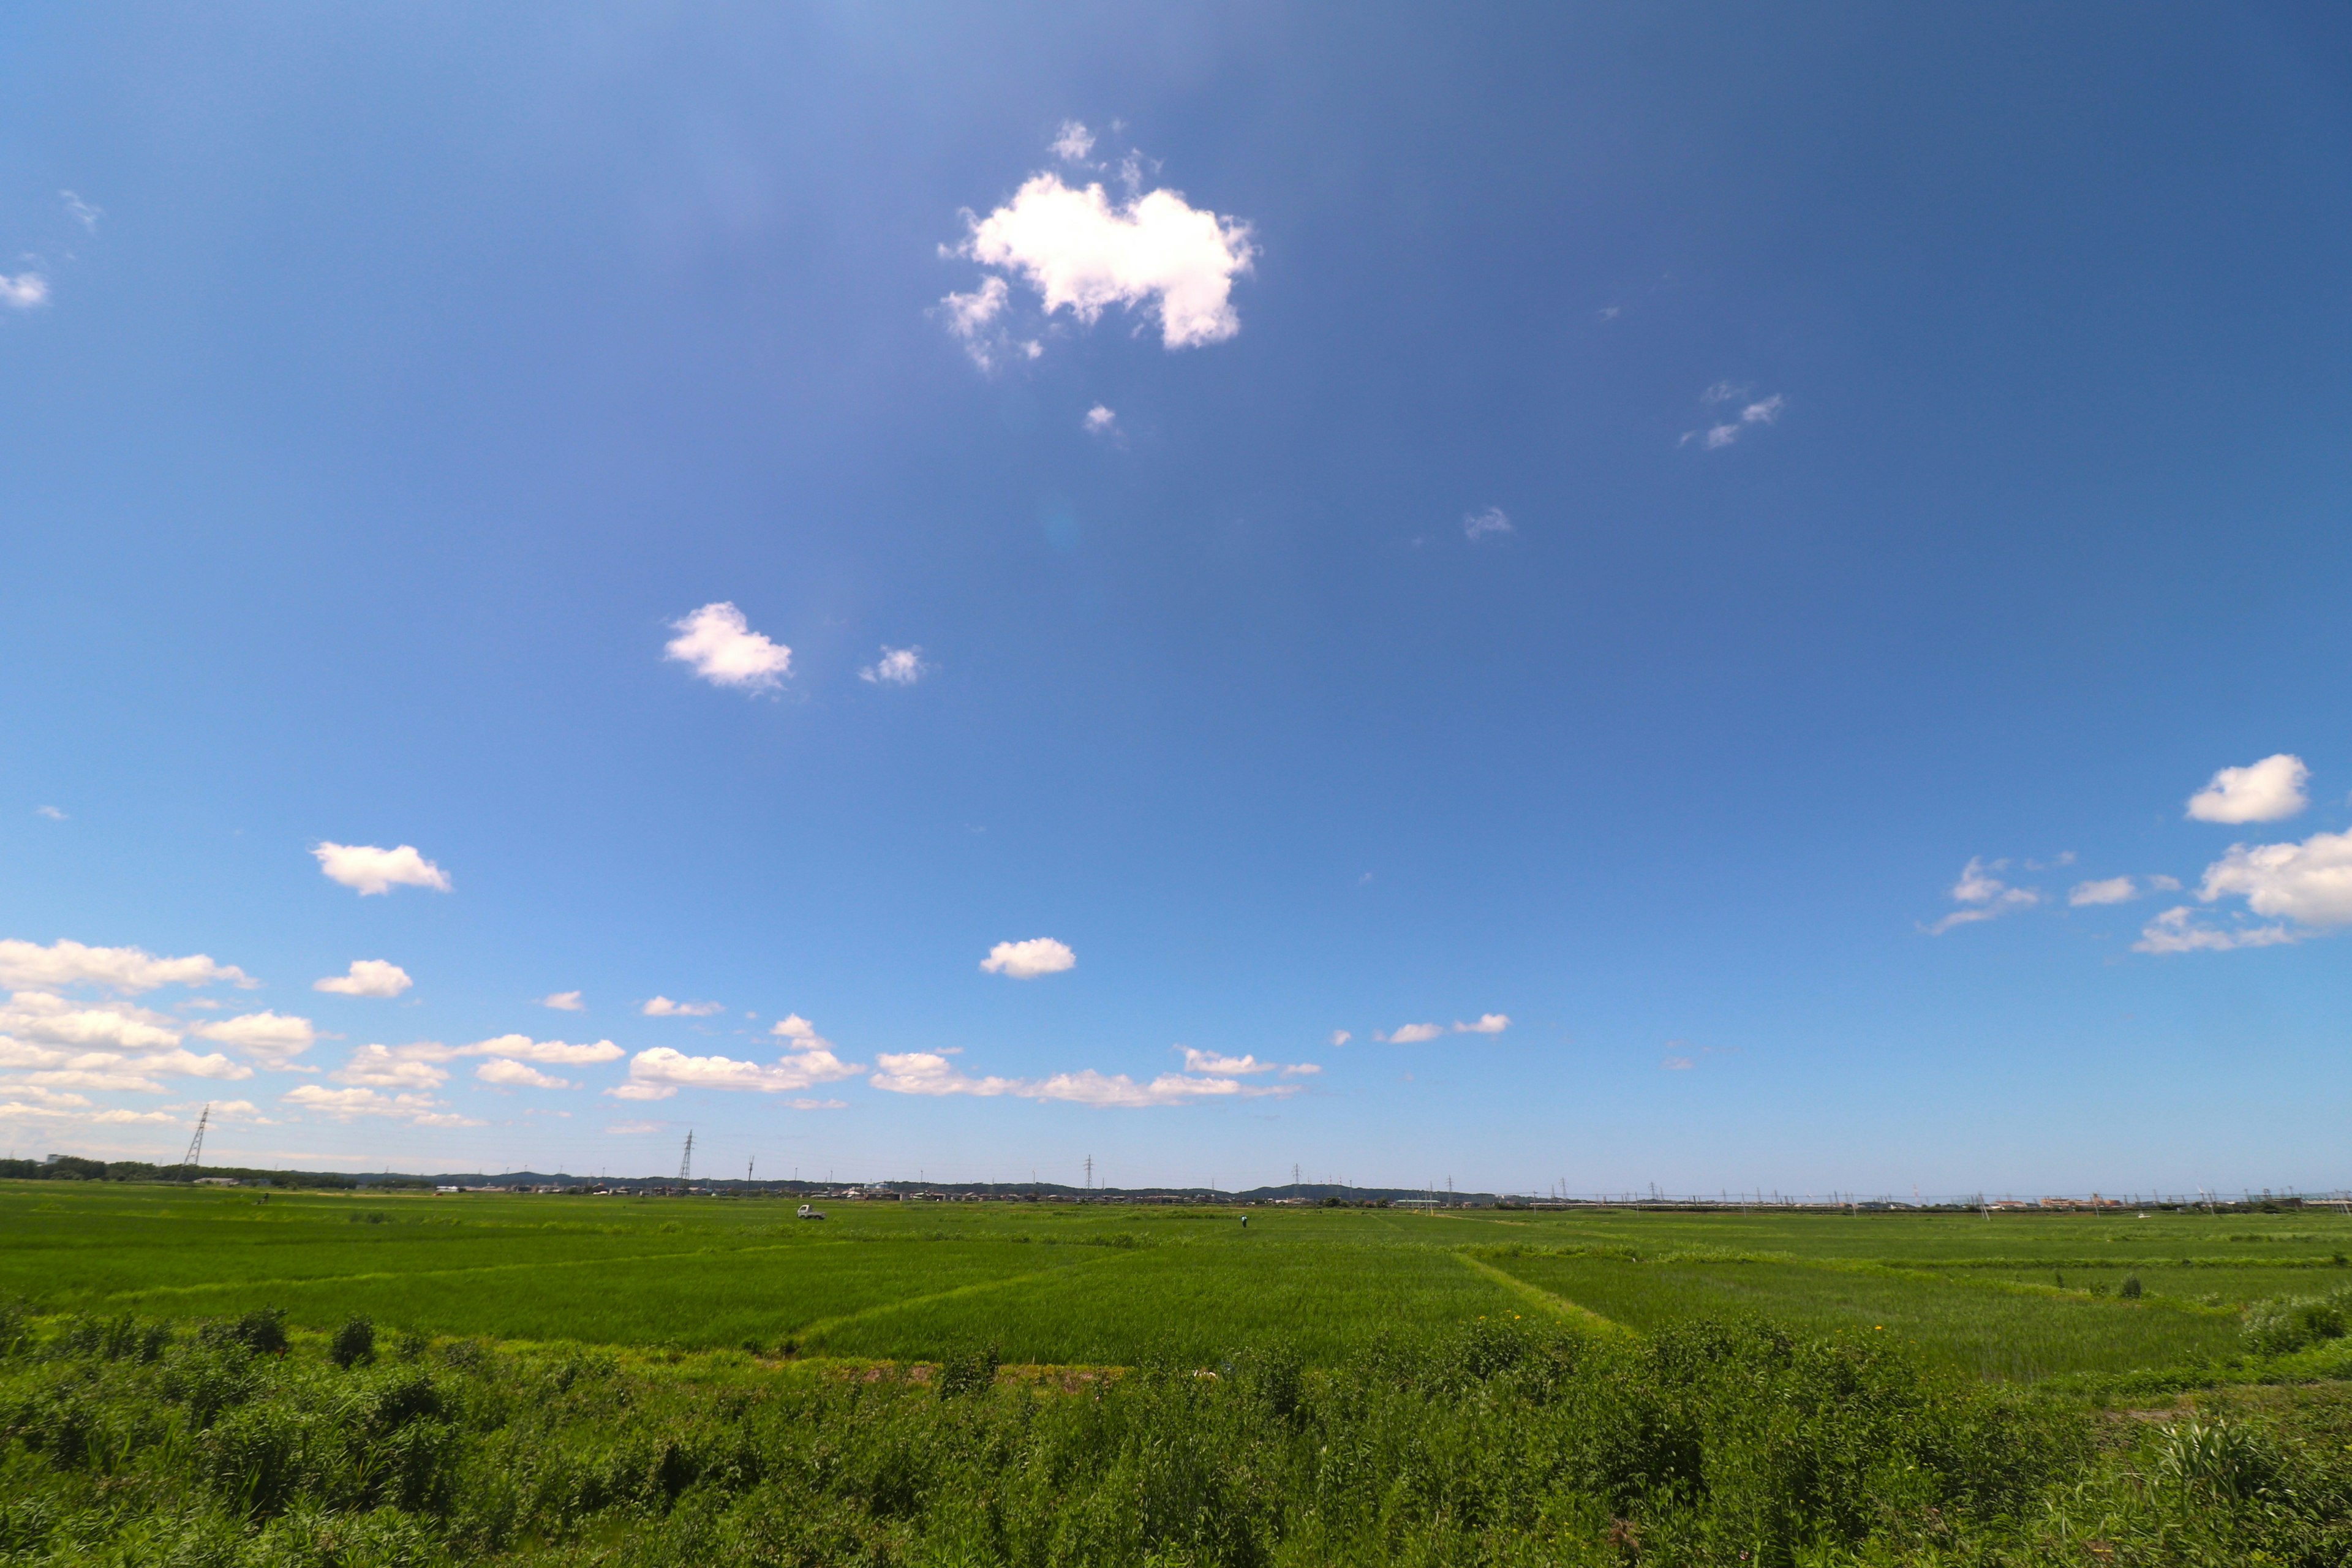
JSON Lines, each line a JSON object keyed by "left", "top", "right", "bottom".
{"left": 193, "top": 1176, "right": 239, "bottom": 1187}
{"left": 434, "top": 1186, "right": 460, "bottom": 1194}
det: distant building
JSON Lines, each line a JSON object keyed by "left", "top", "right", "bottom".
{"left": 193, "top": 1176, "right": 239, "bottom": 1187}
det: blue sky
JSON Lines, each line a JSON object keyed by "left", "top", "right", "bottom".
{"left": 4, "top": 4, "right": 2350, "bottom": 1193}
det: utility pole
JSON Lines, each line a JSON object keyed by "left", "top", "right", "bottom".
{"left": 182, "top": 1105, "right": 209, "bottom": 1172}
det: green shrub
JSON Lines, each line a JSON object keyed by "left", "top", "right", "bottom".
{"left": 2243, "top": 1286, "right": 2352, "bottom": 1355}
{"left": 330, "top": 1316, "right": 375, "bottom": 1369}
{"left": 935, "top": 1341, "right": 999, "bottom": 1398}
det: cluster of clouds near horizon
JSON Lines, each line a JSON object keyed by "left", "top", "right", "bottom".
{"left": 1927, "top": 753, "right": 2352, "bottom": 954}
{"left": 0, "top": 913, "right": 1515, "bottom": 1139}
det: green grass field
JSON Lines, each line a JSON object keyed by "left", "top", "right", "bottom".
{"left": 7, "top": 1182, "right": 2348, "bottom": 1377}
{"left": 11, "top": 1182, "right": 2352, "bottom": 1564}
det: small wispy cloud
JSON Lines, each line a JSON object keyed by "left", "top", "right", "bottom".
{"left": 1084, "top": 404, "right": 1118, "bottom": 435}
{"left": 0, "top": 274, "right": 48, "bottom": 311}
{"left": 2132, "top": 905, "right": 2299, "bottom": 955}
{"left": 1050, "top": 120, "right": 1096, "bottom": 163}
{"left": 1683, "top": 386, "right": 1787, "bottom": 450}
{"left": 33, "top": 806, "right": 64, "bottom": 821}
{"left": 1452, "top": 1013, "right": 1510, "bottom": 1035}
{"left": 860, "top": 646, "right": 930, "bottom": 686}
{"left": 642, "top": 996, "right": 723, "bottom": 1017}
{"left": 1924, "top": 857, "right": 2040, "bottom": 934}
{"left": 1378, "top": 1023, "right": 1444, "bottom": 1044}
{"left": 61, "top": 192, "right": 100, "bottom": 232}
{"left": 1661, "top": 1054, "right": 1694, "bottom": 1071}
{"left": 1327, "top": 1029, "right": 1351, "bottom": 1047}
{"left": 1462, "top": 507, "right": 1512, "bottom": 541}
{"left": 539, "top": 991, "right": 584, "bottom": 1011}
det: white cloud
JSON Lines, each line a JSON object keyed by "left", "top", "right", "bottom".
{"left": 663, "top": 602, "right": 791, "bottom": 693}
{"left": 2187, "top": 754, "right": 2309, "bottom": 824}
{"left": 1453, "top": 1013, "right": 1510, "bottom": 1035}
{"left": 282, "top": 1084, "right": 483, "bottom": 1127}
{"left": 1178, "top": 1048, "right": 1273, "bottom": 1075}
{"left": 1327, "top": 1030, "right": 1351, "bottom": 1047}
{"left": 0, "top": 992, "right": 182, "bottom": 1050}
{"left": 312, "top": 842, "right": 451, "bottom": 896}
{"left": 615, "top": 1041, "right": 862, "bottom": 1100}
{"left": 540, "top": 990, "right": 584, "bottom": 1011}
{"left": 2132, "top": 905, "right": 2299, "bottom": 955}
{"left": 1686, "top": 387, "right": 1786, "bottom": 450}
{"left": 981, "top": 937, "right": 1076, "bottom": 979}
{"left": 61, "top": 191, "right": 99, "bottom": 232}
{"left": 860, "top": 646, "right": 930, "bottom": 686}
{"left": 1050, "top": 120, "right": 1096, "bottom": 162}
{"left": 191, "top": 1011, "right": 319, "bottom": 1064}
{"left": 770, "top": 1013, "right": 820, "bottom": 1040}
{"left": 476, "top": 1058, "right": 572, "bottom": 1090}
{"left": 0, "top": 938, "right": 251, "bottom": 993}
{"left": 2196, "top": 827, "right": 2352, "bottom": 927}
{"left": 605, "top": 1119, "right": 663, "bottom": 1135}
{"left": 869, "top": 1050, "right": 1016, "bottom": 1098}
{"left": 1463, "top": 507, "right": 1512, "bottom": 541}
{"left": 1025, "top": 1069, "right": 1255, "bottom": 1107}
{"left": 2069, "top": 876, "right": 2139, "bottom": 907}
{"left": 642, "top": 996, "right": 724, "bottom": 1017}
{"left": 466, "top": 1035, "right": 624, "bottom": 1065}
{"left": 313, "top": 960, "right": 412, "bottom": 998}
{"left": 333, "top": 1045, "right": 448, "bottom": 1090}
{"left": 793, "top": 1098, "right": 846, "bottom": 1110}
{"left": 1925, "top": 858, "right": 2040, "bottom": 933}
{"left": 34, "top": 806, "right": 64, "bottom": 821}
{"left": 138, "top": 1049, "right": 251, "bottom": 1080}
{"left": 1376, "top": 1023, "right": 1441, "bottom": 1044}
{"left": 0, "top": 274, "right": 48, "bottom": 309}
{"left": 951, "top": 171, "right": 1254, "bottom": 352}
{"left": 937, "top": 276, "right": 1037, "bottom": 369}
{"left": 1084, "top": 404, "right": 1118, "bottom": 435}
{"left": 1662, "top": 1054, "right": 1694, "bottom": 1071}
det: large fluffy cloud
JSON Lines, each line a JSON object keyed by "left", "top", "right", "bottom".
{"left": 476, "top": 1057, "right": 572, "bottom": 1090}
{"left": 946, "top": 157, "right": 1254, "bottom": 358}
{"left": 0, "top": 939, "right": 250, "bottom": 993}
{"left": 0, "top": 993, "right": 181, "bottom": 1050}
{"left": 868, "top": 1050, "right": 1016, "bottom": 1098}
{"left": 980, "top": 938, "right": 1076, "bottom": 979}
{"left": 313, "top": 843, "right": 451, "bottom": 896}
{"left": 313, "top": 960, "right": 412, "bottom": 998}
{"left": 664, "top": 602, "right": 791, "bottom": 692}
{"left": 611, "top": 1031, "right": 862, "bottom": 1101}
{"left": 2187, "top": 754, "right": 2309, "bottom": 824}
{"left": 2196, "top": 828, "right": 2352, "bottom": 927}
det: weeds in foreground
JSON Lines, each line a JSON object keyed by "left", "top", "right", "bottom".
{"left": 0, "top": 1307, "right": 2344, "bottom": 1565}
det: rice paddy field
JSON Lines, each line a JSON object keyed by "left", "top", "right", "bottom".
{"left": 4, "top": 1182, "right": 2342, "bottom": 1378}
{"left": 12, "top": 1182, "right": 2352, "bottom": 1564}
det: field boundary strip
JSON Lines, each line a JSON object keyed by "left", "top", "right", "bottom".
{"left": 89, "top": 1238, "right": 870, "bottom": 1304}
{"left": 795, "top": 1250, "right": 1140, "bottom": 1350}
{"left": 1453, "top": 1251, "right": 1634, "bottom": 1341}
